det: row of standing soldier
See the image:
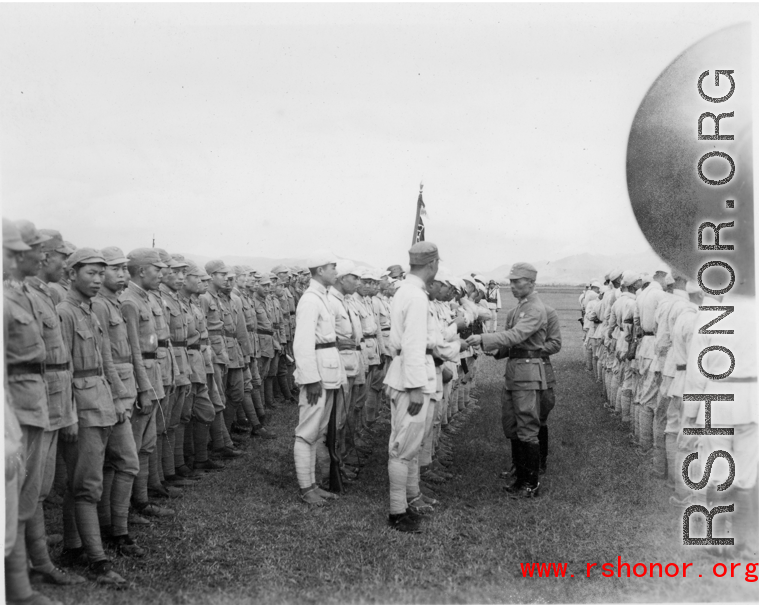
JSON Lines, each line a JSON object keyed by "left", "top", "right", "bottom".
{"left": 580, "top": 268, "right": 757, "bottom": 557}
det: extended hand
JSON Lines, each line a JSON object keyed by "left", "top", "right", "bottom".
{"left": 465, "top": 335, "right": 482, "bottom": 347}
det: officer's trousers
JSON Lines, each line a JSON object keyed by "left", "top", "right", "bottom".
{"left": 501, "top": 387, "right": 540, "bottom": 445}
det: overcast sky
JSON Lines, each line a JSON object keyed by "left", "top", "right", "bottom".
{"left": 1, "top": 3, "right": 756, "bottom": 274}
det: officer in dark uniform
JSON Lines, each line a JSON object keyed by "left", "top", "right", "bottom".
{"left": 467, "top": 262, "right": 548, "bottom": 498}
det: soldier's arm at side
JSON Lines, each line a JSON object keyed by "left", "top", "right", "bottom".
{"left": 292, "top": 295, "right": 320, "bottom": 386}
{"left": 92, "top": 300, "right": 129, "bottom": 400}
{"left": 543, "top": 312, "right": 562, "bottom": 356}
{"left": 400, "top": 293, "right": 429, "bottom": 392}
{"left": 120, "top": 300, "right": 152, "bottom": 395}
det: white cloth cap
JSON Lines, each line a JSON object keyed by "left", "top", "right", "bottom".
{"left": 664, "top": 273, "right": 675, "bottom": 285}
{"left": 608, "top": 268, "right": 623, "bottom": 282}
{"left": 335, "top": 259, "right": 362, "bottom": 278}
{"left": 640, "top": 272, "right": 652, "bottom": 283}
{"left": 590, "top": 280, "right": 602, "bottom": 288}
{"left": 621, "top": 270, "right": 639, "bottom": 287}
{"left": 306, "top": 250, "right": 337, "bottom": 269}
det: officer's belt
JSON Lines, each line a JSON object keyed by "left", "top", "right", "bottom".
{"left": 7, "top": 362, "right": 46, "bottom": 376}
{"left": 74, "top": 368, "right": 103, "bottom": 379}
{"left": 208, "top": 329, "right": 223, "bottom": 336}
{"left": 642, "top": 331, "right": 655, "bottom": 337}
{"left": 315, "top": 342, "right": 336, "bottom": 350}
{"left": 541, "top": 356, "right": 551, "bottom": 362}
{"left": 157, "top": 339, "right": 169, "bottom": 348}
{"left": 112, "top": 356, "right": 132, "bottom": 365}
{"left": 257, "top": 328, "right": 274, "bottom": 336}
{"left": 363, "top": 333, "right": 377, "bottom": 340}
{"left": 141, "top": 351, "right": 158, "bottom": 360}
{"left": 289, "top": 311, "right": 296, "bottom": 315}
{"left": 46, "top": 362, "right": 70, "bottom": 372}
{"left": 187, "top": 342, "right": 201, "bottom": 351}
{"left": 223, "top": 331, "right": 236, "bottom": 338}
{"left": 676, "top": 364, "right": 687, "bottom": 371}
{"left": 171, "top": 340, "right": 187, "bottom": 348}
{"left": 381, "top": 327, "right": 391, "bottom": 332}
{"left": 509, "top": 349, "right": 544, "bottom": 359}
{"left": 623, "top": 319, "right": 634, "bottom": 324}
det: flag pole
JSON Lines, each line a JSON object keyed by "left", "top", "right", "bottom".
{"left": 411, "top": 182, "right": 423, "bottom": 247}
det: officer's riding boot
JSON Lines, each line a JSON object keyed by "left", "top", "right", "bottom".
{"left": 538, "top": 426, "right": 548, "bottom": 474}
{"left": 511, "top": 442, "right": 540, "bottom": 498}
{"left": 251, "top": 386, "right": 267, "bottom": 420}
{"left": 503, "top": 440, "right": 523, "bottom": 493}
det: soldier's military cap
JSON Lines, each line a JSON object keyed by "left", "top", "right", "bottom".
{"left": 15, "top": 220, "right": 51, "bottom": 246}
{"left": 621, "top": 270, "right": 639, "bottom": 287}
{"left": 155, "top": 248, "right": 186, "bottom": 269}
{"left": 64, "top": 241, "right": 77, "bottom": 252}
{"left": 185, "top": 261, "right": 205, "bottom": 277}
{"left": 232, "top": 265, "right": 247, "bottom": 278}
{"left": 169, "top": 253, "right": 189, "bottom": 269}
{"left": 298, "top": 267, "right": 310, "bottom": 275}
{"left": 205, "top": 259, "right": 229, "bottom": 275}
{"left": 127, "top": 248, "right": 168, "bottom": 268}
{"left": 387, "top": 264, "right": 404, "bottom": 278}
{"left": 250, "top": 270, "right": 262, "bottom": 279}
{"left": 305, "top": 250, "right": 337, "bottom": 269}
{"left": 408, "top": 241, "right": 439, "bottom": 265}
{"left": 271, "top": 264, "right": 290, "bottom": 275}
{"left": 68, "top": 247, "right": 106, "bottom": 266}
{"left": 336, "top": 259, "right": 362, "bottom": 278}
{"left": 39, "top": 230, "right": 75, "bottom": 255}
{"left": 258, "top": 273, "right": 273, "bottom": 285}
{"left": 640, "top": 272, "right": 652, "bottom": 284}
{"left": 102, "top": 246, "right": 128, "bottom": 265}
{"left": 507, "top": 262, "right": 538, "bottom": 281}
{"left": 3, "top": 218, "right": 31, "bottom": 252}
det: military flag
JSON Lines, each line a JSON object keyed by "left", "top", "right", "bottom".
{"left": 412, "top": 182, "right": 426, "bottom": 245}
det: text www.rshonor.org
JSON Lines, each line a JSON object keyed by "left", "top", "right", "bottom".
{"left": 520, "top": 559, "right": 759, "bottom": 582}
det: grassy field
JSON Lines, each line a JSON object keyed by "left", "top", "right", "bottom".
{"left": 39, "top": 287, "right": 757, "bottom": 604}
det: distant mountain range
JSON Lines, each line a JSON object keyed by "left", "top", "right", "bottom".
{"left": 481, "top": 250, "right": 667, "bottom": 285}
{"left": 179, "top": 250, "right": 666, "bottom": 286}
{"left": 179, "top": 253, "right": 373, "bottom": 274}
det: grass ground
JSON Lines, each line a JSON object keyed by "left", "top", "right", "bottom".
{"left": 39, "top": 287, "right": 757, "bottom": 604}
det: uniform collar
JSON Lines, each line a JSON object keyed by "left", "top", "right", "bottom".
{"left": 308, "top": 281, "right": 328, "bottom": 297}
{"left": 159, "top": 283, "right": 179, "bottom": 299}
{"left": 329, "top": 286, "right": 345, "bottom": 302}
{"left": 98, "top": 286, "right": 121, "bottom": 304}
{"left": 128, "top": 281, "right": 150, "bottom": 300}
{"left": 25, "top": 276, "right": 51, "bottom": 297}
{"left": 673, "top": 289, "right": 688, "bottom": 301}
{"left": 65, "top": 286, "right": 92, "bottom": 312}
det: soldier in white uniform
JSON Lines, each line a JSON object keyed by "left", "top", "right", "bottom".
{"left": 292, "top": 251, "right": 346, "bottom": 507}
{"left": 384, "top": 242, "right": 441, "bottom": 533}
